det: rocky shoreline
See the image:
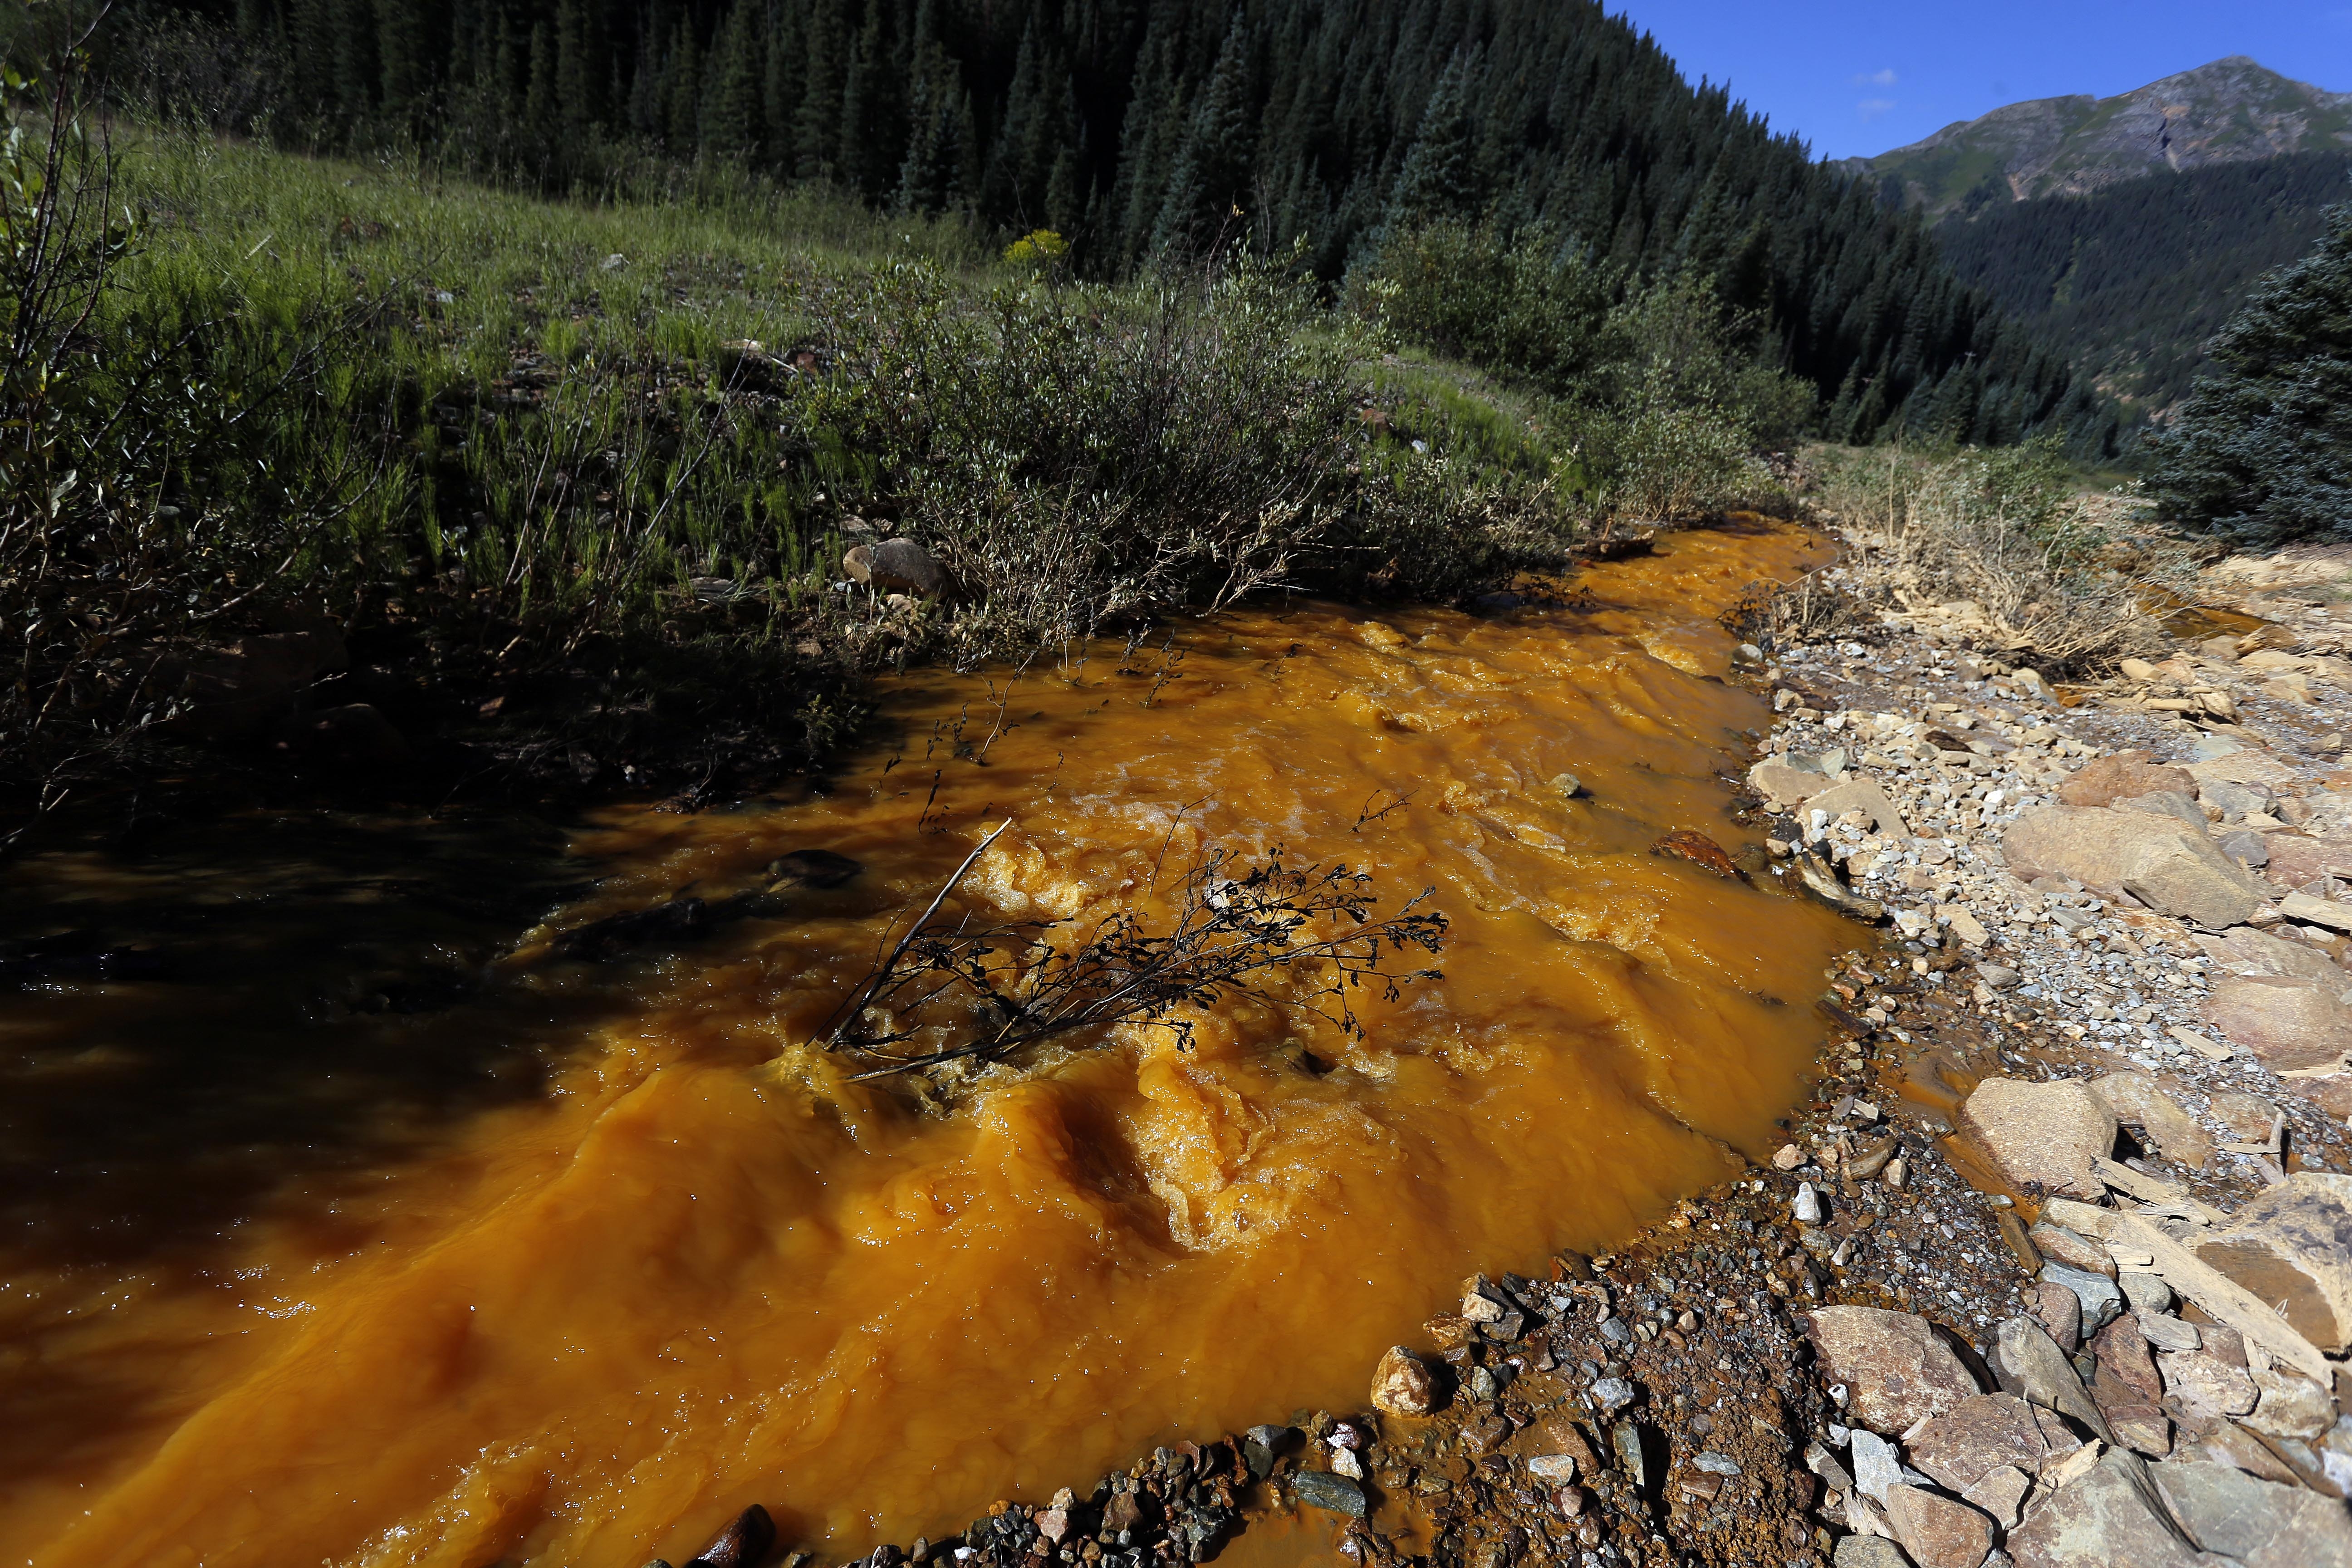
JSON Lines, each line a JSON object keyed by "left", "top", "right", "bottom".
{"left": 655, "top": 531, "right": 2352, "bottom": 1568}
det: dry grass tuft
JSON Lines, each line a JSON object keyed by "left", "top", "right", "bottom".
{"left": 1761, "top": 445, "right": 2195, "bottom": 676}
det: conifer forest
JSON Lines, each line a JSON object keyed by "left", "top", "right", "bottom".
{"left": 127, "top": 0, "right": 2119, "bottom": 451}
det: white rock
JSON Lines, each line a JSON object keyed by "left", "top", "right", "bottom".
{"left": 1850, "top": 1429, "right": 1904, "bottom": 1503}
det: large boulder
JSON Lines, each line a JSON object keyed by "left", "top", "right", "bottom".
{"left": 2265, "top": 832, "right": 2352, "bottom": 890}
{"left": 2195, "top": 926, "right": 2346, "bottom": 984}
{"left": 1991, "top": 1315, "right": 2110, "bottom": 1440}
{"left": 2202, "top": 975, "right": 2352, "bottom": 1071}
{"left": 2002, "top": 804, "right": 2267, "bottom": 928}
{"left": 1748, "top": 758, "right": 1826, "bottom": 807}
{"left": 1833, "top": 1539, "right": 1912, "bottom": 1568}
{"left": 2193, "top": 1173, "right": 2352, "bottom": 1352}
{"left": 2057, "top": 750, "right": 2195, "bottom": 807}
{"left": 2156, "top": 1322, "right": 2259, "bottom": 1430}
{"left": 2088, "top": 1071, "right": 2216, "bottom": 1170}
{"left": 2152, "top": 1460, "right": 2352, "bottom": 1567}
{"left": 2288, "top": 1072, "right": 2352, "bottom": 1120}
{"left": 843, "top": 538, "right": 951, "bottom": 598}
{"left": 1882, "top": 1482, "right": 1995, "bottom": 1568}
{"left": 2087, "top": 1313, "right": 2170, "bottom": 1455}
{"left": 1957, "top": 1078, "right": 2116, "bottom": 1202}
{"left": 273, "top": 703, "right": 412, "bottom": 768}
{"left": 2008, "top": 1449, "right": 2203, "bottom": 1568}
{"left": 1904, "top": 1392, "right": 2066, "bottom": 1493}
{"left": 2189, "top": 748, "right": 2298, "bottom": 790}
{"left": 1801, "top": 1306, "right": 1981, "bottom": 1434}
{"left": 2116, "top": 790, "right": 2214, "bottom": 833}
{"left": 2247, "top": 1362, "right": 2337, "bottom": 1441}
{"left": 172, "top": 627, "right": 348, "bottom": 738}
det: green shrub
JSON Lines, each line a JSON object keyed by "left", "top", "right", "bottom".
{"left": 1354, "top": 221, "right": 1814, "bottom": 521}
{"left": 793, "top": 250, "right": 1568, "bottom": 658}
{"left": 0, "top": 59, "right": 391, "bottom": 811}
{"left": 1352, "top": 221, "right": 1618, "bottom": 394}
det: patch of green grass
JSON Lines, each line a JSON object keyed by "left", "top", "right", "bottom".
{"left": 5, "top": 106, "right": 1569, "bottom": 813}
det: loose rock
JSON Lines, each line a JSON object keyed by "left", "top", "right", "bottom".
{"left": 1883, "top": 1481, "right": 1996, "bottom": 1568}
{"left": 1957, "top": 1079, "right": 2116, "bottom": 1203}
{"left": 1803, "top": 1306, "right": 1983, "bottom": 1434}
{"left": 1370, "top": 1346, "right": 1439, "bottom": 1416}
{"left": 2006, "top": 1449, "right": 2203, "bottom": 1568}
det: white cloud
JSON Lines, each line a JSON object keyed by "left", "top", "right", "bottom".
{"left": 1852, "top": 68, "right": 1898, "bottom": 87}
{"left": 1857, "top": 98, "right": 1897, "bottom": 121}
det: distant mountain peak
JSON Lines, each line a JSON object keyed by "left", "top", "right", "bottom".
{"left": 1843, "top": 57, "right": 2352, "bottom": 216}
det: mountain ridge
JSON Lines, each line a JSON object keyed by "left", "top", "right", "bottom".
{"left": 1842, "top": 56, "right": 2352, "bottom": 217}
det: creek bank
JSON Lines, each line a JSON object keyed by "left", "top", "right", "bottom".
{"left": 740, "top": 532, "right": 2352, "bottom": 1568}
{"left": 1595, "top": 541, "right": 2352, "bottom": 1566}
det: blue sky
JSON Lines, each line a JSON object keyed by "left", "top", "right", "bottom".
{"left": 1607, "top": 1, "right": 2352, "bottom": 161}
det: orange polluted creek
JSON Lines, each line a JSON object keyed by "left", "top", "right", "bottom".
{"left": 2, "top": 525, "right": 1853, "bottom": 1568}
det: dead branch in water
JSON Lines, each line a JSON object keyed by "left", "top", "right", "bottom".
{"left": 825, "top": 830, "right": 1447, "bottom": 1081}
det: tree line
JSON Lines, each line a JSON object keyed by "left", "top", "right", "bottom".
{"left": 115, "top": 0, "right": 2124, "bottom": 451}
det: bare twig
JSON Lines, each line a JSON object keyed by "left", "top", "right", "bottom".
{"left": 820, "top": 818, "right": 1013, "bottom": 1048}
{"left": 827, "top": 838, "right": 1447, "bottom": 1085}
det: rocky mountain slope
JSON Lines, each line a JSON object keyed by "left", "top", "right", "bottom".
{"left": 1844, "top": 56, "right": 2352, "bottom": 218}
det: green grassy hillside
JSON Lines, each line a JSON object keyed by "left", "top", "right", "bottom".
{"left": 106, "top": 0, "right": 2115, "bottom": 452}
{"left": 9, "top": 97, "right": 1804, "bottom": 815}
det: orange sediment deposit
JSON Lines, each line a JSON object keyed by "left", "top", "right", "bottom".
{"left": 1, "top": 525, "right": 1855, "bottom": 1568}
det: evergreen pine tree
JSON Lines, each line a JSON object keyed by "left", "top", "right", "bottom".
{"left": 896, "top": 35, "right": 971, "bottom": 212}
{"left": 1384, "top": 49, "right": 1480, "bottom": 230}
{"left": 983, "top": 19, "right": 1045, "bottom": 218}
{"left": 374, "top": 0, "right": 429, "bottom": 126}
{"left": 554, "top": 0, "right": 604, "bottom": 139}
{"left": 524, "top": 18, "right": 558, "bottom": 144}
{"left": 331, "top": 0, "right": 382, "bottom": 128}
{"left": 703, "top": 2, "right": 767, "bottom": 160}
{"left": 664, "top": 15, "right": 701, "bottom": 150}
{"left": 1149, "top": 13, "right": 1255, "bottom": 256}
{"left": 2148, "top": 205, "right": 2352, "bottom": 542}
{"left": 794, "top": 0, "right": 850, "bottom": 178}
{"left": 191, "top": 0, "right": 2116, "bottom": 448}
{"left": 765, "top": 0, "right": 807, "bottom": 169}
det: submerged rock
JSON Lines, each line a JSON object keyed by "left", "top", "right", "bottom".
{"left": 551, "top": 897, "right": 711, "bottom": 960}
{"left": 1652, "top": 828, "right": 1746, "bottom": 880}
{"left": 768, "top": 848, "right": 865, "bottom": 888}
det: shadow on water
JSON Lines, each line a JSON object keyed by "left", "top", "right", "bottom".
{"left": 0, "top": 807, "right": 622, "bottom": 1276}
